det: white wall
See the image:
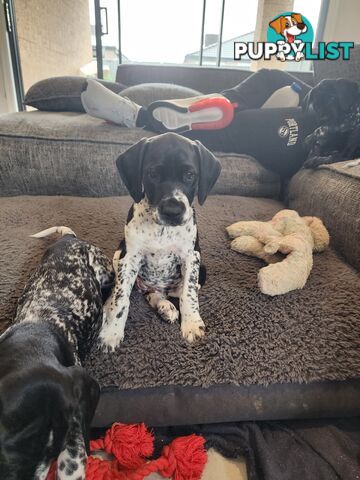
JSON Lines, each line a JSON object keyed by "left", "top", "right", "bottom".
{"left": 0, "top": 0, "right": 17, "bottom": 114}
{"left": 323, "top": 0, "right": 360, "bottom": 43}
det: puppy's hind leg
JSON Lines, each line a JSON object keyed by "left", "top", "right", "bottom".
{"left": 146, "top": 292, "right": 179, "bottom": 323}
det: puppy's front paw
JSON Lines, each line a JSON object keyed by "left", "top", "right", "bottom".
{"left": 99, "top": 325, "right": 124, "bottom": 352}
{"left": 157, "top": 300, "right": 179, "bottom": 323}
{"left": 99, "top": 306, "right": 125, "bottom": 351}
{"left": 181, "top": 314, "right": 205, "bottom": 343}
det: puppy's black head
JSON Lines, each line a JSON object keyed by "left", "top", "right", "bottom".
{"left": 0, "top": 365, "right": 99, "bottom": 480}
{"left": 116, "top": 133, "right": 221, "bottom": 226}
{"left": 302, "top": 78, "right": 359, "bottom": 123}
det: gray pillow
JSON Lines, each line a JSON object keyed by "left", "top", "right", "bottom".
{"left": 120, "top": 83, "right": 202, "bottom": 107}
{"left": 24, "top": 76, "right": 126, "bottom": 112}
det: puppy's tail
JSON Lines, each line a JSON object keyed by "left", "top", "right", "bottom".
{"left": 30, "top": 226, "right": 76, "bottom": 239}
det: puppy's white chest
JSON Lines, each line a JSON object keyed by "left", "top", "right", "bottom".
{"left": 124, "top": 202, "right": 197, "bottom": 292}
{"left": 126, "top": 204, "right": 197, "bottom": 257}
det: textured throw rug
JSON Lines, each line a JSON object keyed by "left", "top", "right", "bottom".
{"left": 0, "top": 195, "right": 359, "bottom": 390}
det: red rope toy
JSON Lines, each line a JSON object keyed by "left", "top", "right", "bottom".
{"left": 46, "top": 423, "right": 206, "bottom": 480}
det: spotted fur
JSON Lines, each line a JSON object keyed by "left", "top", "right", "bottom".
{"left": 0, "top": 228, "right": 112, "bottom": 480}
{"left": 15, "top": 231, "right": 114, "bottom": 362}
{"left": 101, "top": 198, "right": 204, "bottom": 349}
{"left": 56, "top": 417, "right": 87, "bottom": 480}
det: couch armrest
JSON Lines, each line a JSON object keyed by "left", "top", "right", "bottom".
{"left": 288, "top": 162, "right": 360, "bottom": 270}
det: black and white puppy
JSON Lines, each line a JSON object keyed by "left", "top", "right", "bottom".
{"left": 0, "top": 227, "right": 114, "bottom": 480}
{"left": 100, "top": 133, "right": 221, "bottom": 350}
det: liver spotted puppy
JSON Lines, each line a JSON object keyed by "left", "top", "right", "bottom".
{"left": 0, "top": 227, "right": 113, "bottom": 480}
{"left": 100, "top": 133, "right": 221, "bottom": 351}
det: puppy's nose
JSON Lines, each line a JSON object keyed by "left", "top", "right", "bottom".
{"left": 297, "top": 22, "right": 305, "bottom": 30}
{"left": 159, "top": 198, "right": 186, "bottom": 221}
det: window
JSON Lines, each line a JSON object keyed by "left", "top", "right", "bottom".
{"left": 284, "top": 0, "right": 324, "bottom": 73}
{"left": 187, "top": 0, "right": 258, "bottom": 68}
{"left": 90, "top": 0, "right": 325, "bottom": 79}
{"left": 121, "top": 0, "right": 204, "bottom": 65}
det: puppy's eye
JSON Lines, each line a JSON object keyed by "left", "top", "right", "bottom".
{"left": 285, "top": 22, "right": 290, "bottom": 27}
{"left": 148, "top": 168, "right": 160, "bottom": 181}
{"left": 183, "top": 171, "right": 195, "bottom": 183}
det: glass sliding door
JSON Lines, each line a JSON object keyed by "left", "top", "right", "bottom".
{"left": 89, "top": 0, "right": 120, "bottom": 81}
{"left": 1, "top": 0, "right": 24, "bottom": 111}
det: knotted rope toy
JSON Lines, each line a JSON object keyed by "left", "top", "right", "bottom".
{"left": 46, "top": 422, "right": 206, "bottom": 480}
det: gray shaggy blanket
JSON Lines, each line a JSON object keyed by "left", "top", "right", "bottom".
{"left": 0, "top": 195, "right": 359, "bottom": 389}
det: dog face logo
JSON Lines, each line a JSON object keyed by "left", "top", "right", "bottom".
{"left": 267, "top": 12, "right": 313, "bottom": 62}
{"left": 269, "top": 13, "right": 307, "bottom": 43}
{"left": 234, "top": 12, "right": 353, "bottom": 63}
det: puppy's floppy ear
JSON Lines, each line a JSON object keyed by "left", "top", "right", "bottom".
{"left": 269, "top": 16, "right": 283, "bottom": 34}
{"left": 193, "top": 140, "right": 221, "bottom": 205}
{"left": 116, "top": 137, "right": 149, "bottom": 203}
{"left": 292, "top": 13, "right": 303, "bottom": 24}
{"left": 69, "top": 366, "right": 100, "bottom": 452}
{"left": 333, "top": 79, "right": 359, "bottom": 113}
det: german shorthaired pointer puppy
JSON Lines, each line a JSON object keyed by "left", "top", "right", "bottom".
{"left": 100, "top": 133, "right": 221, "bottom": 351}
{"left": 0, "top": 227, "right": 113, "bottom": 480}
{"left": 302, "top": 78, "right": 360, "bottom": 168}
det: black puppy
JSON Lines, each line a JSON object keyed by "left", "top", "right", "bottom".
{"left": 99, "top": 133, "right": 221, "bottom": 350}
{"left": 302, "top": 78, "right": 360, "bottom": 167}
{"left": 0, "top": 227, "right": 113, "bottom": 480}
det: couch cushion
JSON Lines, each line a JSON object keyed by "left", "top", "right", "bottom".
{"left": 24, "top": 76, "right": 126, "bottom": 112}
{"left": 288, "top": 160, "right": 360, "bottom": 270}
{"left": 0, "top": 111, "right": 281, "bottom": 198}
{"left": 1, "top": 195, "right": 359, "bottom": 426}
{"left": 116, "top": 64, "right": 315, "bottom": 95}
{"left": 120, "top": 83, "right": 202, "bottom": 107}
